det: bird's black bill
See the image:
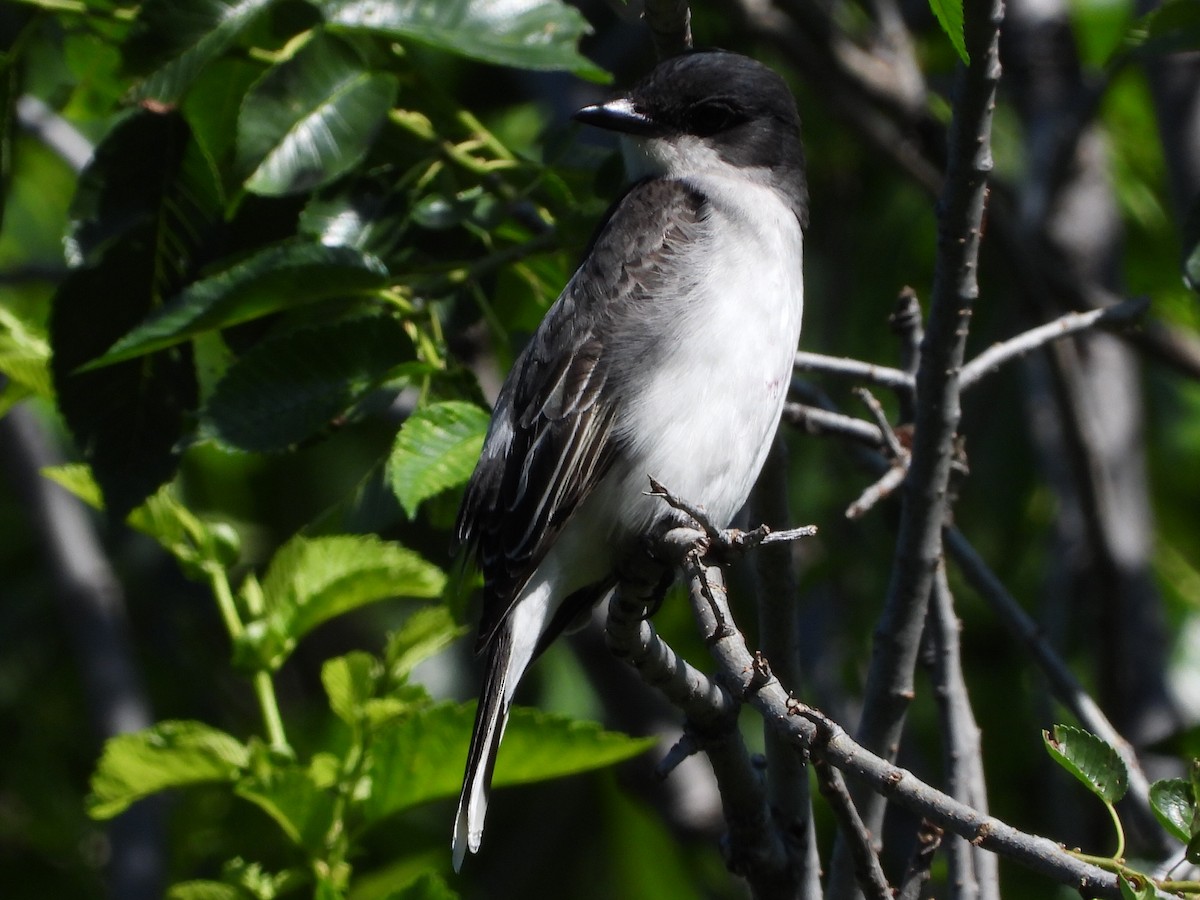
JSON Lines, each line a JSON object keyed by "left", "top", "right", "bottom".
{"left": 572, "top": 98, "right": 662, "bottom": 137}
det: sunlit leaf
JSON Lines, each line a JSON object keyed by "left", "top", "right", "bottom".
{"left": 237, "top": 30, "right": 398, "bottom": 196}
{"left": 928, "top": 0, "right": 969, "bottom": 64}
{"left": 88, "top": 721, "right": 248, "bottom": 819}
{"left": 1043, "top": 724, "right": 1129, "bottom": 805}
{"left": 250, "top": 535, "right": 446, "bottom": 669}
{"left": 322, "top": 651, "right": 377, "bottom": 723}
{"left": 364, "top": 702, "right": 655, "bottom": 820}
{"left": 387, "top": 401, "right": 490, "bottom": 517}
{"left": 1149, "top": 778, "right": 1194, "bottom": 842}
{"left": 323, "top": 0, "right": 609, "bottom": 81}
{"left": 126, "top": 0, "right": 279, "bottom": 105}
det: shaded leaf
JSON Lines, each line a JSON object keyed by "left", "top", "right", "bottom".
{"left": 1149, "top": 777, "right": 1195, "bottom": 842}
{"left": 323, "top": 0, "right": 608, "bottom": 81}
{"left": 51, "top": 231, "right": 199, "bottom": 518}
{"left": 929, "top": 0, "right": 969, "bottom": 64}
{"left": 237, "top": 30, "right": 398, "bottom": 196}
{"left": 387, "top": 401, "right": 490, "bottom": 517}
{"left": 382, "top": 873, "right": 459, "bottom": 900}
{"left": 1122, "top": 0, "right": 1200, "bottom": 59}
{"left": 87, "top": 242, "right": 389, "bottom": 368}
{"left": 200, "top": 314, "right": 413, "bottom": 452}
{"left": 364, "top": 702, "right": 655, "bottom": 821}
{"left": 65, "top": 109, "right": 220, "bottom": 267}
{"left": 250, "top": 535, "right": 445, "bottom": 669}
{"left": 126, "top": 0, "right": 279, "bottom": 105}
{"left": 1043, "top": 724, "right": 1129, "bottom": 805}
{"left": 300, "top": 174, "right": 414, "bottom": 257}
{"left": 236, "top": 765, "right": 337, "bottom": 850}
{"left": 385, "top": 606, "right": 467, "bottom": 681}
{"left": 88, "top": 721, "right": 248, "bottom": 819}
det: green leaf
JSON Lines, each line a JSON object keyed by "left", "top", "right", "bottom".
{"left": 364, "top": 702, "right": 655, "bottom": 821}
{"left": 928, "top": 0, "right": 969, "bottom": 64}
{"left": 1121, "top": 0, "right": 1200, "bottom": 59}
{"left": 40, "top": 463, "right": 104, "bottom": 509}
{"left": 252, "top": 535, "right": 445, "bottom": 669}
{"left": 385, "top": 606, "right": 467, "bottom": 681}
{"left": 381, "top": 873, "right": 459, "bottom": 900}
{"left": 322, "top": 651, "right": 378, "bottom": 723}
{"left": 52, "top": 110, "right": 218, "bottom": 516}
{"left": 86, "top": 243, "right": 389, "bottom": 369}
{"left": 167, "top": 882, "right": 244, "bottom": 900}
{"left": 1118, "top": 876, "right": 1156, "bottom": 900}
{"left": 126, "top": 0, "right": 279, "bottom": 105}
{"left": 323, "top": 0, "right": 609, "bottom": 81}
{"left": 236, "top": 765, "right": 337, "bottom": 850}
{"left": 237, "top": 31, "right": 399, "bottom": 196}
{"left": 200, "top": 314, "right": 413, "bottom": 452}
{"left": 51, "top": 232, "right": 199, "bottom": 518}
{"left": 88, "top": 721, "right": 249, "bottom": 819}
{"left": 1149, "top": 777, "right": 1195, "bottom": 842}
{"left": 0, "top": 305, "right": 52, "bottom": 401}
{"left": 1043, "top": 724, "right": 1130, "bottom": 805}
{"left": 387, "top": 401, "right": 490, "bottom": 517}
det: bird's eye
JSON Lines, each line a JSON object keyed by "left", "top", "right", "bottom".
{"left": 689, "top": 100, "right": 743, "bottom": 136}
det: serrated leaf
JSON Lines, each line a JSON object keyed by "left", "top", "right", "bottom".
{"left": 322, "top": 651, "right": 378, "bottom": 723}
{"left": 237, "top": 31, "right": 398, "bottom": 196}
{"left": 364, "top": 702, "right": 655, "bottom": 821}
{"left": 929, "top": 0, "right": 969, "bottom": 64}
{"left": 253, "top": 535, "right": 445, "bottom": 669}
{"left": 1149, "top": 778, "right": 1195, "bottom": 842}
{"left": 387, "top": 401, "right": 489, "bottom": 517}
{"left": 126, "top": 0, "right": 279, "bottom": 105}
{"left": 323, "top": 0, "right": 609, "bottom": 81}
{"left": 235, "top": 765, "right": 337, "bottom": 850}
{"left": 87, "top": 243, "right": 389, "bottom": 369}
{"left": 386, "top": 606, "right": 467, "bottom": 681}
{"left": 200, "top": 314, "right": 413, "bottom": 452}
{"left": 1043, "top": 724, "right": 1129, "bottom": 805}
{"left": 88, "top": 721, "right": 248, "bottom": 819}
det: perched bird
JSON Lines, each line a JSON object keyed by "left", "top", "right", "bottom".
{"left": 452, "top": 49, "right": 808, "bottom": 870}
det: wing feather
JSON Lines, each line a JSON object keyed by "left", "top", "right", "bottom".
{"left": 455, "top": 178, "right": 709, "bottom": 650}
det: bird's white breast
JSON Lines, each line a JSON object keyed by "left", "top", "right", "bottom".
{"left": 608, "top": 169, "right": 804, "bottom": 539}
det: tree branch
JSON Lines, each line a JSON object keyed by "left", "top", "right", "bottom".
{"left": 850, "top": 0, "right": 1004, "bottom": 842}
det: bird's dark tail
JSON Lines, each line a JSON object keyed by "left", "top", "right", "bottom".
{"left": 452, "top": 627, "right": 513, "bottom": 872}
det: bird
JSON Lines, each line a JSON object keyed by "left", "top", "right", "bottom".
{"left": 451, "top": 49, "right": 808, "bottom": 870}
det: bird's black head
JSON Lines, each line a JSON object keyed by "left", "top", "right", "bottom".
{"left": 574, "top": 50, "right": 807, "bottom": 222}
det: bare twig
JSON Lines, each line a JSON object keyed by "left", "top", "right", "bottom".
{"left": 794, "top": 351, "right": 915, "bottom": 395}
{"left": 668, "top": 544, "right": 1122, "bottom": 897}
{"left": 943, "top": 526, "right": 1161, "bottom": 846}
{"left": 845, "top": 465, "right": 907, "bottom": 521}
{"left": 751, "top": 441, "right": 822, "bottom": 899}
{"left": 809, "top": 736, "right": 892, "bottom": 900}
{"left": 959, "top": 297, "right": 1149, "bottom": 392}
{"left": 783, "top": 402, "right": 887, "bottom": 449}
{"left": 606, "top": 533, "right": 796, "bottom": 899}
{"left": 889, "top": 288, "right": 924, "bottom": 423}
{"left": 927, "top": 564, "right": 987, "bottom": 900}
{"left": 897, "top": 821, "right": 944, "bottom": 900}
{"left": 849, "top": 0, "right": 1005, "bottom": 849}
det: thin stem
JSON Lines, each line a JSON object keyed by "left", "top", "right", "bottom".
{"left": 1106, "top": 800, "right": 1126, "bottom": 863}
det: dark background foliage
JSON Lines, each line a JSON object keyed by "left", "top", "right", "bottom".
{"left": 1, "top": 0, "right": 1199, "bottom": 897}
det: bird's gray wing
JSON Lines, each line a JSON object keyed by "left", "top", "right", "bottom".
{"left": 455, "top": 177, "right": 709, "bottom": 651}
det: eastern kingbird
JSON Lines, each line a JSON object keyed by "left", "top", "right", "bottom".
{"left": 452, "top": 49, "right": 808, "bottom": 870}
